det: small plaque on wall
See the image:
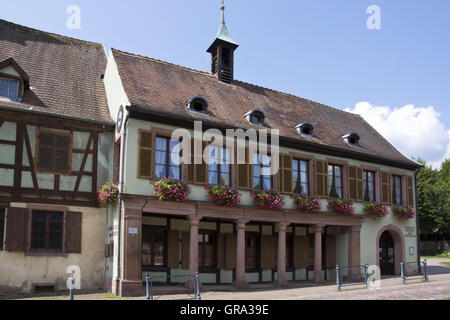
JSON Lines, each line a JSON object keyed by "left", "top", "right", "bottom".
{"left": 128, "top": 227, "right": 138, "bottom": 235}
{"left": 409, "top": 247, "right": 414, "bottom": 255}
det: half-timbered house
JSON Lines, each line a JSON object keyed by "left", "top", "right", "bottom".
{"left": 0, "top": 19, "right": 114, "bottom": 293}
{"left": 103, "top": 5, "right": 422, "bottom": 296}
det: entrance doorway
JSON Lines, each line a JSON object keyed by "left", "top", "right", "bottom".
{"left": 379, "top": 231, "right": 395, "bottom": 275}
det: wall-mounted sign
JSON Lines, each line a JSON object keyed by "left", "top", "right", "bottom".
{"left": 405, "top": 226, "right": 416, "bottom": 238}
{"left": 116, "top": 105, "right": 124, "bottom": 134}
{"left": 128, "top": 227, "right": 138, "bottom": 235}
{"left": 409, "top": 247, "right": 414, "bottom": 255}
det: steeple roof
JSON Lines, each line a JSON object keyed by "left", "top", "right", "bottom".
{"left": 207, "top": 1, "right": 239, "bottom": 53}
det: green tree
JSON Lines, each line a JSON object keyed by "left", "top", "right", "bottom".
{"left": 416, "top": 158, "right": 450, "bottom": 240}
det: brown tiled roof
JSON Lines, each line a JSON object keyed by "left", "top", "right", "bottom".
{"left": 112, "top": 48, "right": 419, "bottom": 169}
{"left": 0, "top": 19, "right": 113, "bottom": 125}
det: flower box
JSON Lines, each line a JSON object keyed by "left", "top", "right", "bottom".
{"left": 327, "top": 199, "right": 354, "bottom": 215}
{"left": 251, "top": 190, "right": 284, "bottom": 211}
{"left": 393, "top": 206, "right": 416, "bottom": 219}
{"left": 205, "top": 184, "right": 240, "bottom": 208}
{"left": 153, "top": 178, "right": 190, "bottom": 202}
{"left": 98, "top": 181, "right": 119, "bottom": 207}
{"left": 295, "top": 195, "right": 321, "bottom": 213}
{"left": 363, "top": 201, "right": 389, "bottom": 218}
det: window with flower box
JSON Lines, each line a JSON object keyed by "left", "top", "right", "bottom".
{"left": 328, "top": 165, "right": 343, "bottom": 199}
{"left": 363, "top": 170, "right": 376, "bottom": 202}
{"left": 292, "top": 159, "right": 309, "bottom": 195}
{"left": 154, "top": 136, "right": 181, "bottom": 180}
{"left": 208, "top": 146, "right": 231, "bottom": 186}
{"left": 252, "top": 153, "right": 272, "bottom": 191}
{"left": 392, "top": 175, "right": 402, "bottom": 205}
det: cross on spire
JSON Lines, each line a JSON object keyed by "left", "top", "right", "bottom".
{"left": 221, "top": 0, "right": 226, "bottom": 25}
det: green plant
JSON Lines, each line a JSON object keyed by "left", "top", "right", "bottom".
{"left": 327, "top": 199, "right": 354, "bottom": 215}
{"left": 153, "top": 178, "right": 190, "bottom": 202}
{"left": 251, "top": 190, "right": 283, "bottom": 211}
{"left": 97, "top": 181, "right": 119, "bottom": 205}
{"left": 295, "top": 195, "right": 321, "bottom": 213}
{"left": 364, "top": 201, "right": 389, "bottom": 218}
{"left": 393, "top": 206, "right": 416, "bottom": 219}
{"left": 205, "top": 184, "right": 240, "bottom": 207}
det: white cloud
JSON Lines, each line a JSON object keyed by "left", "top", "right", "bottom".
{"left": 345, "top": 102, "right": 449, "bottom": 169}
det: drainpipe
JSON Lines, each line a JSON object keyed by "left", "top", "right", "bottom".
{"left": 116, "top": 106, "right": 129, "bottom": 292}
{"left": 414, "top": 169, "right": 421, "bottom": 271}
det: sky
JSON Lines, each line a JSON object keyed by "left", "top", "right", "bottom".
{"left": 1, "top": 0, "right": 449, "bottom": 168}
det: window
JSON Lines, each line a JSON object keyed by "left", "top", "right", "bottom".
{"left": 0, "top": 209, "right": 4, "bottom": 250}
{"left": 245, "top": 109, "right": 265, "bottom": 126}
{"left": 363, "top": 171, "right": 376, "bottom": 202}
{"left": 252, "top": 153, "right": 272, "bottom": 190}
{"left": 187, "top": 97, "right": 208, "bottom": 114}
{"left": 328, "top": 165, "right": 343, "bottom": 198}
{"left": 31, "top": 211, "right": 63, "bottom": 252}
{"left": 142, "top": 227, "right": 166, "bottom": 267}
{"left": 292, "top": 159, "right": 309, "bottom": 195}
{"left": 199, "top": 232, "right": 216, "bottom": 268}
{"left": 296, "top": 123, "right": 314, "bottom": 137}
{"left": 36, "top": 129, "right": 72, "bottom": 175}
{"left": 0, "top": 77, "right": 19, "bottom": 101}
{"left": 245, "top": 233, "right": 259, "bottom": 269}
{"left": 392, "top": 175, "right": 402, "bottom": 205}
{"left": 208, "top": 146, "right": 231, "bottom": 185}
{"left": 154, "top": 136, "right": 181, "bottom": 180}
{"left": 343, "top": 133, "right": 361, "bottom": 146}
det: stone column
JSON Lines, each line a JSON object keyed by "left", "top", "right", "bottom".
{"left": 277, "top": 222, "right": 290, "bottom": 287}
{"left": 314, "top": 225, "right": 325, "bottom": 283}
{"left": 234, "top": 219, "right": 249, "bottom": 290}
{"left": 188, "top": 216, "right": 202, "bottom": 284}
{"left": 348, "top": 225, "right": 361, "bottom": 277}
{"left": 118, "top": 199, "right": 145, "bottom": 297}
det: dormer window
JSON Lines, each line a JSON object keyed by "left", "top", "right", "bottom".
{"left": 342, "top": 133, "right": 361, "bottom": 146}
{"left": 0, "top": 78, "right": 19, "bottom": 101}
{"left": 187, "top": 96, "right": 209, "bottom": 114}
{"left": 0, "top": 58, "right": 30, "bottom": 103}
{"left": 296, "top": 122, "right": 314, "bottom": 137}
{"left": 245, "top": 109, "right": 265, "bottom": 127}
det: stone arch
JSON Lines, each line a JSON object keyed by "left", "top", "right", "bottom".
{"left": 376, "top": 224, "right": 405, "bottom": 275}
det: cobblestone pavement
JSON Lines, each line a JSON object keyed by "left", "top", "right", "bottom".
{"left": 11, "top": 258, "right": 450, "bottom": 300}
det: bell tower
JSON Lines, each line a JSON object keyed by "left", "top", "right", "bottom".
{"left": 207, "top": 1, "right": 239, "bottom": 84}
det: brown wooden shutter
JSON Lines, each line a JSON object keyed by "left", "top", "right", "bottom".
{"left": 181, "top": 231, "right": 190, "bottom": 269}
{"left": 217, "top": 233, "right": 225, "bottom": 269}
{"left": 260, "top": 235, "right": 276, "bottom": 269}
{"left": 315, "top": 160, "right": 328, "bottom": 197}
{"left": 137, "top": 130, "right": 155, "bottom": 179}
{"left": 280, "top": 154, "right": 293, "bottom": 194}
{"left": 194, "top": 141, "right": 208, "bottom": 185}
{"left": 326, "top": 236, "right": 336, "bottom": 268}
{"left": 5, "top": 207, "right": 29, "bottom": 252}
{"left": 185, "top": 139, "right": 195, "bottom": 184}
{"left": 66, "top": 211, "right": 82, "bottom": 253}
{"left": 293, "top": 236, "right": 308, "bottom": 268}
{"left": 348, "top": 166, "right": 357, "bottom": 201}
{"left": 407, "top": 176, "right": 414, "bottom": 207}
{"left": 167, "top": 230, "right": 180, "bottom": 268}
{"left": 381, "top": 171, "right": 391, "bottom": 205}
{"left": 224, "top": 234, "right": 236, "bottom": 269}
{"left": 356, "top": 168, "right": 363, "bottom": 202}
{"left": 237, "top": 148, "right": 251, "bottom": 190}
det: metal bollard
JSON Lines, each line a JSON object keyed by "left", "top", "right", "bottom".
{"left": 336, "top": 265, "right": 341, "bottom": 291}
{"left": 145, "top": 274, "right": 150, "bottom": 300}
{"left": 69, "top": 275, "right": 74, "bottom": 300}
{"left": 195, "top": 272, "right": 201, "bottom": 300}
{"left": 364, "top": 264, "right": 369, "bottom": 288}
{"left": 423, "top": 260, "right": 429, "bottom": 282}
{"left": 400, "top": 262, "right": 405, "bottom": 284}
